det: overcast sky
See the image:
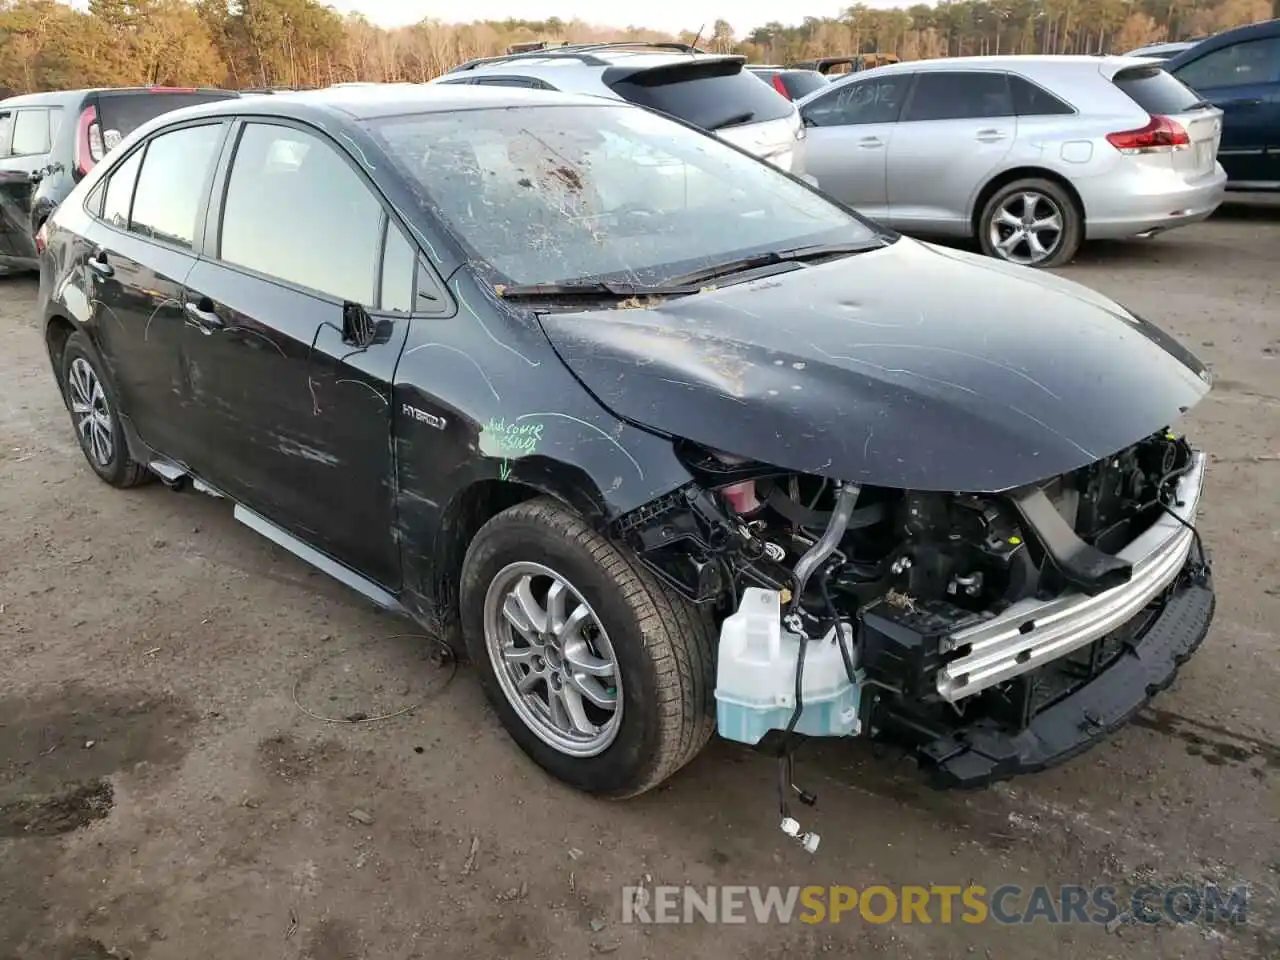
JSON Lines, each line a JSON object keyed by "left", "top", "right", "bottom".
{"left": 322, "top": 0, "right": 912, "bottom": 37}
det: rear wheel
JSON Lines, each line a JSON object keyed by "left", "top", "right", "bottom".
{"left": 459, "top": 497, "right": 716, "bottom": 798}
{"left": 978, "top": 178, "right": 1082, "bottom": 268}
{"left": 60, "top": 332, "right": 151, "bottom": 488}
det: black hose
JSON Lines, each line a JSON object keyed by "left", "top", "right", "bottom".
{"left": 818, "top": 569, "right": 858, "bottom": 686}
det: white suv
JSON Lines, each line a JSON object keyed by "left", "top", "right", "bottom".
{"left": 429, "top": 42, "right": 806, "bottom": 173}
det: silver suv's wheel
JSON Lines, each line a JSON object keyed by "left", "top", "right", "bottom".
{"left": 978, "top": 177, "right": 1082, "bottom": 268}
{"left": 460, "top": 497, "right": 715, "bottom": 798}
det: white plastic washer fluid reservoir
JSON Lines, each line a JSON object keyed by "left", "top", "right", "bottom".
{"left": 714, "top": 587, "right": 863, "bottom": 745}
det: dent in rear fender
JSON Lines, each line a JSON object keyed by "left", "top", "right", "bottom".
{"left": 391, "top": 272, "right": 696, "bottom": 578}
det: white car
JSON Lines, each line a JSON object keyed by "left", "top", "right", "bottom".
{"left": 429, "top": 41, "right": 806, "bottom": 173}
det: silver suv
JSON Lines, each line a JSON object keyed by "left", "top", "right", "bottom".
{"left": 429, "top": 42, "right": 805, "bottom": 173}
{"left": 795, "top": 55, "right": 1225, "bottom": 267}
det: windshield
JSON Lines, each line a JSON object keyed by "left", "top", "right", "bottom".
{"left": 367, "top": 103, "right": 882, "bottom": 287}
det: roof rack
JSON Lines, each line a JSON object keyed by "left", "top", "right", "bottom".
{"left": 448, "top": 40, "right": 708, "bottom": 74}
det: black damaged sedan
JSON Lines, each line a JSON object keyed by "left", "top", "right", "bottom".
{"left": 37, "top": 85, "right": 1214, "bottom": 801}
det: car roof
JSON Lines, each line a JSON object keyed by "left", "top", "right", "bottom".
{"left": 453, "top": 46, "right": 743, "bottom": 75}
{"left": 136, "top": 83, "right": 617, "bottom": 125}
{"left": 0, "top": 86, "right": 234, "bottom": 108}
{"left": 1165, "top": 17, "right": 1280, "bottom": 68}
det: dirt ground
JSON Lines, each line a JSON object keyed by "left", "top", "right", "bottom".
{"left": 2, "top": 199, "right": 1278, "bottom": 960}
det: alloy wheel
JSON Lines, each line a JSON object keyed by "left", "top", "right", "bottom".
{"left": 68, "top": 357, "right": 115, "bottom": 468}
{"left": 482, "top": 561, "right": 623, "bottom": 757}
{"left": 988, "top": 190, "right": 1065, "bottom": 266}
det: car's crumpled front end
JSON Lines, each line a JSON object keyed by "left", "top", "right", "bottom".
{"left": 606, "top": 427, "right": 1212, "bottom": 787}
{"left": 536, "top": 238, "right": 1217, "bottom": 789}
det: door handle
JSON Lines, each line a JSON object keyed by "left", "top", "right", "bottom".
{"left": 184, "top": 297, "right": 224, "bottom": 333}
{"left": 87, "top": 250, "right": 113, "bottom": 278}
{"left": 27, "top": 167, "right": 46, "bottom": 184}
{"left": 976, "top": 129, "right": 1007, "bottom": 142}
{"left": 857, "top": 136, "right": 884, "bottom": 148}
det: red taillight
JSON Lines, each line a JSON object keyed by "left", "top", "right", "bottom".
{"left": 34, "top": 220, "right": 49, "bottom": 255}
{"left": 772, "top": 74, "right": 790, "bottom": 99}
{"left": 74, "top": 104, "right": 104, "bottom": 177}
{"left": 1106, "top": 115, "right": 1190, "bottom": 154}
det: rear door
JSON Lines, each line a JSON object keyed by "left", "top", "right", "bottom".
{"left": 1169, "top": 35, "right": 1280, "bottom": 186}
{"left": 76, "top": 120, "right": 229, "bottom": 461}
{"left": 795, "top": 73, "right": 911, "bottom": 219}
{"left": 0, "top": 106, "right": 53, "bottom": 261}
{"left": 886, "top": 70, "right": 1017, "bottom": 233}
{"left": 1112, "top": 64, "right": 1226, "bottom": 185}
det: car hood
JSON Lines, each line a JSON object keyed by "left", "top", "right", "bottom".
{"left": 536, "top": 238, "right": 1211, "bottom": 493}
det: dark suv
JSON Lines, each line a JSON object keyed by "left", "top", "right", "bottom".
{"left": 0, "top": 86, "right": 238, "bottom": 274}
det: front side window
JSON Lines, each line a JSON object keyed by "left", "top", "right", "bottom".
{"left": 802, "top": 76, "right": 908, "bottom": 127}
{"left": 130, "top": 123, "right": 224, "bottom": 249}
{"left": 11, "top": 109, "right": 50, "bottom": 156}
{"left": 1176, "top": 37, "right": 1280, "bottom": 90}
{"left": 904, "top": 71, "right": 1014, "bottom": 122}
{"left": 220, "top": 122, "right": 383, "bottom": 304}
{"left": 369, "top": 103, "right": 883, "bottom": 287}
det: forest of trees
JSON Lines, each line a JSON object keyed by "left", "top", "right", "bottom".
{"left": 0, "top": 0, "right": 1274, "bottom": 95}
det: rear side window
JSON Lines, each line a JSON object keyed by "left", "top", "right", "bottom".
{"left": 780, "top": 72, "right": 828, "bottom": 100}
{"left": 605, "top": 59, "right": 794, "bottom": 129}
{"left": 904, "top": 71, "right": 1013, "bottom": 121}
{"left": 102, "top": 147, "right": 143, "bottom": 228}
{"left": 1175, "top": 37, "right": 1280, "bottom": 90}
{"left": 130, "top": 123, "right": 224, "bottom": 249}
{"left": 95, "top": 91, "right": 235, "bottom": 151}
{"left": 0, "top": 111, "right": 12, "bottom": 154}
{"left": 1112, "top": 66, "right": 1203, "bottom": 114}
{"left": 1010, "top": 75, "right": 1075, "bottom": 115}
{"left": 11, "top": 109, "right": 51, "bottom": 156}
{"left": 219, "top": 122, "right": 383, "bottom": 305}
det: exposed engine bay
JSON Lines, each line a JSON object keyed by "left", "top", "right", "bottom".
{"left": 613, "top": 427, "right": 1210, "bottom": 840}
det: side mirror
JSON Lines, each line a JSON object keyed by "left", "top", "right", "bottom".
{"left": 801, "top": 112, "right": 818, "bottom": 128}
{"left": 342, "top": 301, "right": 377, "bottom": 348}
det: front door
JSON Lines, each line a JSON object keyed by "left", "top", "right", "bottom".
{"left": 179, "top": 119, "right": 411, "bottom": 588}
{"left": 1174, "top": 34, "right": 1280, "bottom": 186}
{"left": 886, "top": 70, "right": 1017, "bottom": 234}
{"left": 798, "top": 73, "right": 911, "bottom": 221}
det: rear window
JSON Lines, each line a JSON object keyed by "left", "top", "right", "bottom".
{"left": 780, "top": 72, "right": 828, "bottom": 100}
{"left": 605, "top": 59, "right": 794, "bottom": 130}
{"left": 1112, "top": 66, "right": 1203, "bottom": 115}
{"left": 95, "top": 91, "right": 236, "bottom": 151}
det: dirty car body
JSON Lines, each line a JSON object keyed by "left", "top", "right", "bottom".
{"left": 37, "top": 85, "right": 1215, "bottom": 801}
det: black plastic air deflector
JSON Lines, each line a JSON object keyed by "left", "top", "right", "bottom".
{"left": 1009, "top": 486, "right": 1132, "bottom": 596}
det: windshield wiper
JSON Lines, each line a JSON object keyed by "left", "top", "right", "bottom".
{"left": 1185, "top": 99, "right": 1216, "bottom": 111}
{"left": 497, "top": 280, "right": 702, "bottom": 300}
{"left": 665, "top": 241, "right": 884, "bottom": 286}
{"left": 708, "top": 110, "right": 756, "bottom": 130}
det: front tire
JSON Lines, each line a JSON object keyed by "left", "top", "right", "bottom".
{"left": 978, "top": 177, "right": 1082, "bottom": 268}
{"left": 460, "top": 497, "right": 716, "bottom": 798}
{"left": 60, "top": 332, "right": 151, "bottom": 488}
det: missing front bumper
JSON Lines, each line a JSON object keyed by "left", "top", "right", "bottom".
{"left": 936, "top": 450, "right": 1208, "bottom": 703}
{"left": 906, "top": 562, "right": 1215, "bottom": 788}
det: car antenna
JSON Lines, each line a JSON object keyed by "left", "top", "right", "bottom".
{"left": 690, "top": 23, "right": 705, "bottom": 53}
